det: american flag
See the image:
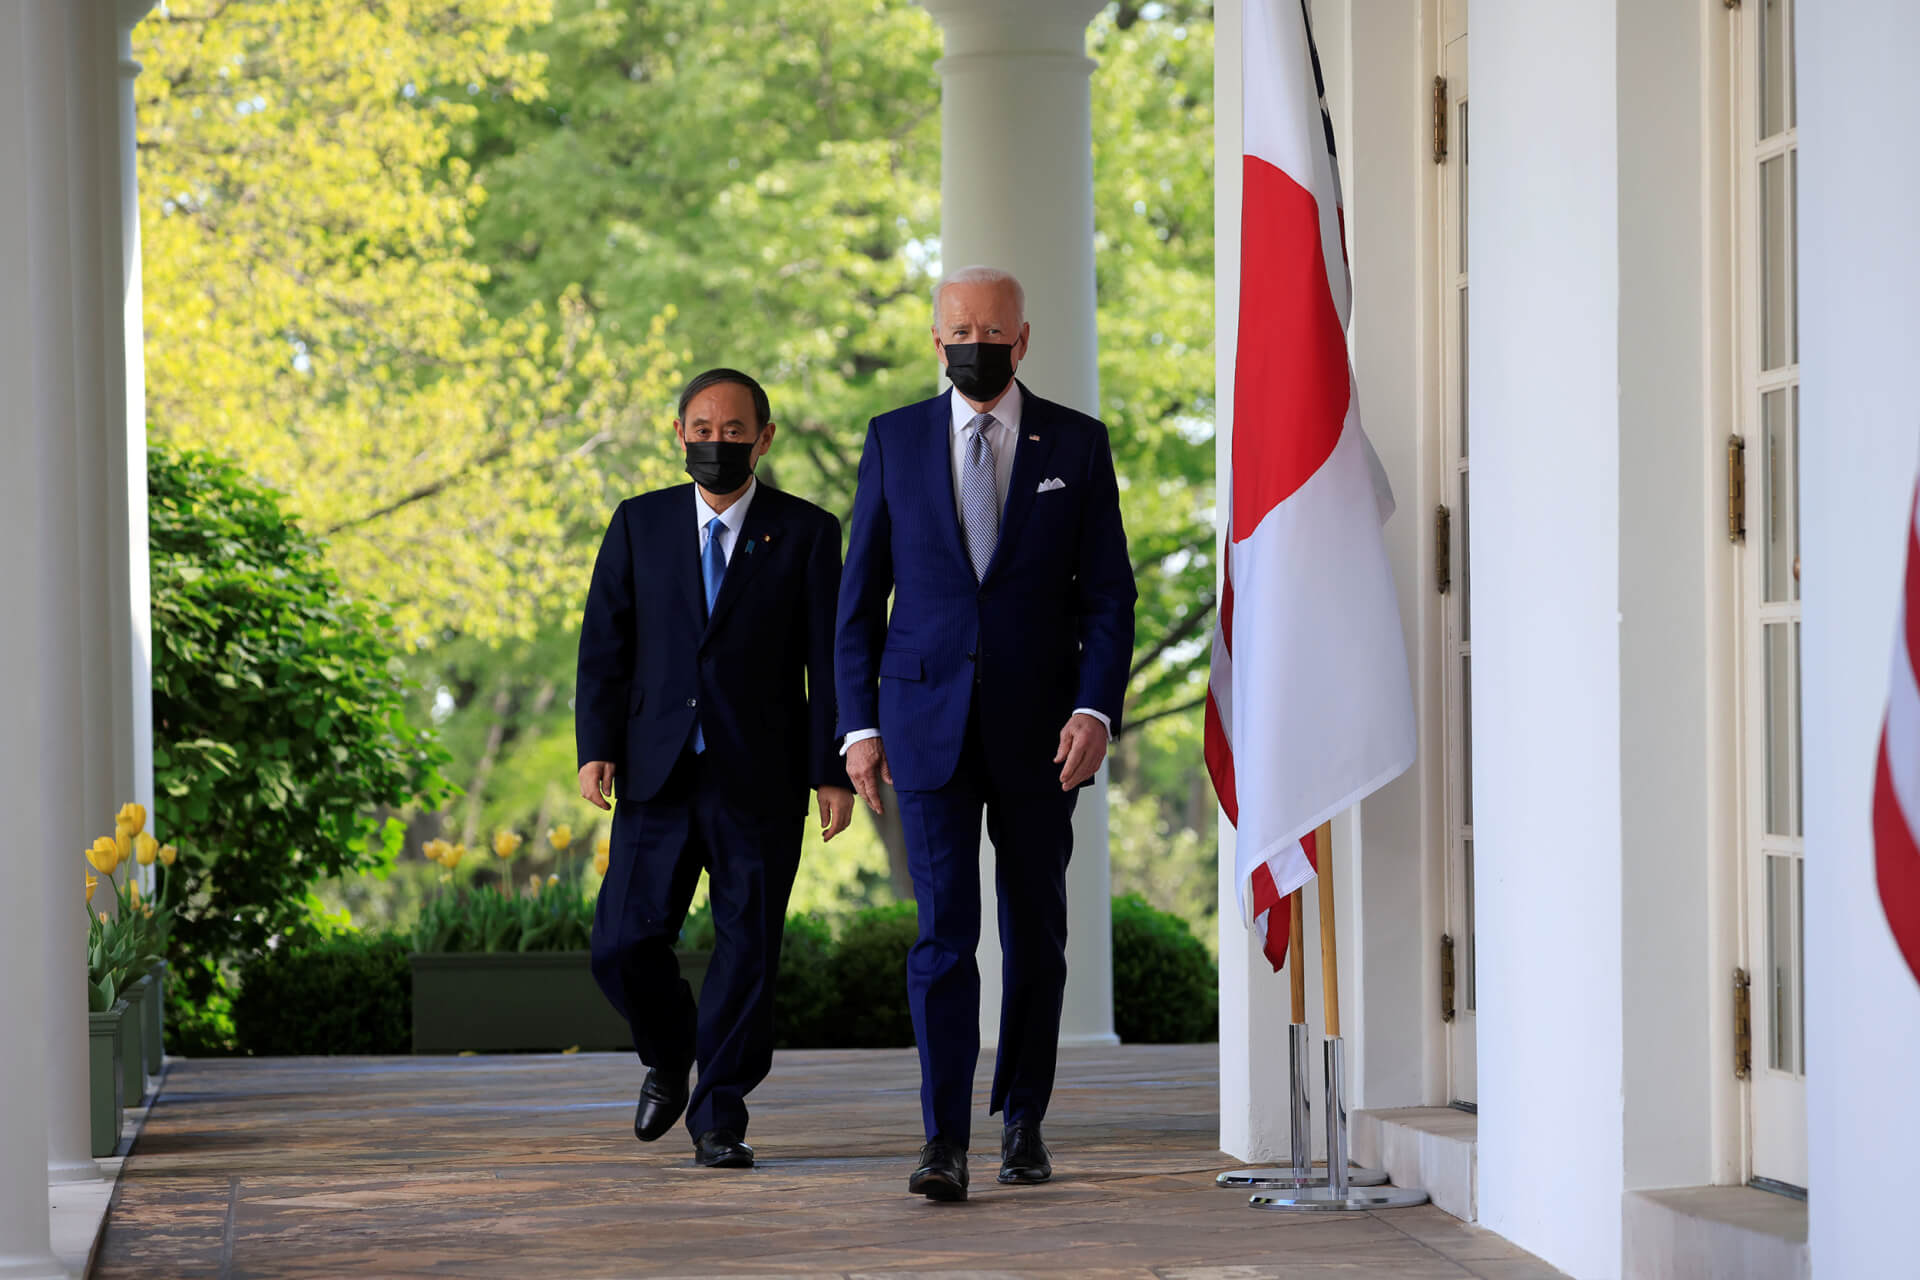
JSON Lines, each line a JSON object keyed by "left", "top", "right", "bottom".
{"left": 1873, "top": 481, "right": 1920, "bottom": 986}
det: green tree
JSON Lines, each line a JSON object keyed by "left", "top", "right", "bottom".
{"left": 135, "top": 0, "right": 683, "bottom": 646}
{"left": 148, "top": 447, "right": 450, "bottom": 1013}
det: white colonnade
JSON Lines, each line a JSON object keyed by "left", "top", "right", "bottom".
{"left": 0, "top": 1, "right": 153, "bottom": 1272}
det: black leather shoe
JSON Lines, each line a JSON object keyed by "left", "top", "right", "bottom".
{"left": 908, "top": 1140, "right": 969, "bottom": 1201}
{"left": 632, "top": 1066, "right": 689, "bottom": 1144}
{"left": 997, "top": 1123, "right": 1052, "bottom": 1184}
{"left": 693, "top": 1128, "right": 755, "bottom": 1168}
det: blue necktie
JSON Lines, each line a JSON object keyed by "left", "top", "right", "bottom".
{"left": 694, "top": 515, "right": 726, "bottom": 753}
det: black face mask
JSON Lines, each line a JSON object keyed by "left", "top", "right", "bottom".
{"left": 684, "top": 439, "right": 758, "bottom": 494}
{"left": 942, "top": 342, "right": 1016, "bottom": 402}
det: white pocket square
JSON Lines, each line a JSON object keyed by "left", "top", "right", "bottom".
{"left": 1036, "top": 477, "right": 1067, "bottom": 493}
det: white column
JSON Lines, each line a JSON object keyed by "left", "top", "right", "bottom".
{"left": 0, "top": 3, "right": 102, "bottom": 1270}
{"left": 116, "top": 1, "right": 159, "bottom": 834}
{"left": 1471, "top": 2, "right": 1624, "bottom": 1276}
{"left": 43, "top": 0, "right": 140, "bottom": 1190}
{"left": 1798, "top": 4, "right": 1920, "bottom": 1275}
{"left": 919, "top": 0, "right": 1116, "bottom": 1049}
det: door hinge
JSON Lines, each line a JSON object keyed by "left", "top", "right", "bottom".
{"left": 1440, "top": 934, "right": 1457, "bottom": 1022}
{"left": 1727, "top": 434, "right": 1747, "bottom": 543}
{"left": 1432, "top": 76, "right": 1449, "bottom": 164}
{"left": 1733, "top": 967, "right": 1753, "bottom": 1080}
{"left": 1435, "top": 504, "right": 1453, "bottom": 594}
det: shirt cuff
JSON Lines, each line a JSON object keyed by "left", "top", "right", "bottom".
{"left": 1072, "top": 708, "right": 1112, "bottom": 736}
{"left": 840, "top": 728, "right": 881, "bottom": 756}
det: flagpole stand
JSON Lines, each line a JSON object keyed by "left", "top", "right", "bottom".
{"left": 1215, "top": 1021, "right": 1387, "bottom": 1189}
{"left": 1249, "top": 1035, "right": 1429, "bottom": 1211}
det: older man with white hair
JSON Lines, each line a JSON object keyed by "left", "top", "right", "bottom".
{"left": 835, "top": 265, "right": 1137, "bottom": 1201}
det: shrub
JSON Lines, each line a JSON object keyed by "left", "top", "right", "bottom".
{"left": 773, "top": 913, "right": 836, "bottom": 1048}
{"left": 148, "top": 447, "right": 450, "bottom": 1013}
{"left": 828, "top": 901, "right": 919, "bottom": 1047}
{"left": 1112, "top": 893, "right": 1217, "bottom": 1043}
{"left": 232, "top": 931, "right": 411, "bottom": 1055}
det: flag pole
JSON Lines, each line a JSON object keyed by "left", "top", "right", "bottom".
{"left": 1251, "top": 822, "right": 1429, "bottom": 1212}
{"left": 1217, "top": 829, "right": 1387, "bottom": 1191}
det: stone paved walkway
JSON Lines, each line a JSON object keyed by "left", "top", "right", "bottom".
{"left": 94, "top": 1044, "right": 1564, "bottom": 1279}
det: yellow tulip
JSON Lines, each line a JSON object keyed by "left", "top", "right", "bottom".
{"left": 423, "top": 838, "right": 450, "bottom": 865}
{"left": 492, "top": 829, "right": 523, "bottom": 860}
{"left": 594, "top": 834, "right": 611, "bottom": 860}
{"left": 114, "top": 802, "right": 146, "bottom": 838}
{"left": 444, "top": 843, "right": 466, "bottom": 870}
{"left": 97, "top": 911, "right": 109, "bottom": 924}
{"left": 85, "top": 873, "right": 98, "bottom": 904}
{"left": 135, "top": 832, "right": 159, "bottom": 866}
{"left": 547, "top": 874, "right": 559, "bottom": 886}
{"left": 129, "top": 880, "right": 142, "bottom": 906}
{"left": 115, "top": 832, "right": 132, "bottom": 867}
{"left": 85, "top": 836, "right": 119, "bottom": 873}
{"left": 158, "top": 844, "right": 177, "bottom": 867}
{"left": 527, "top": 873, "right": 541, "bottom": 895}
{"left": 592, "top": 848, "right": 610, "bottom": 878}
{"left": 142, "top": 906, "right": 153, "bottom": 919}
{"left": 547, "top": 824, "right": 573, "bottom": 852}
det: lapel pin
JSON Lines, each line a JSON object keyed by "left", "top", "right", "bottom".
{"left": 1028, "top": 434, "right": 1040, "bottom": 442}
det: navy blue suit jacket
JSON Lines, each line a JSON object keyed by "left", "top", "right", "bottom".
{"left": 834, "top": 383, "right": 1137, "bottom": 794}
{"left": 576, "top": 482, "right": 849, "bottom": 818}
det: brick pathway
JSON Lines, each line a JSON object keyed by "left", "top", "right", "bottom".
{"left": 95, "top": 1044, "right": 1564, "bottom": 1278}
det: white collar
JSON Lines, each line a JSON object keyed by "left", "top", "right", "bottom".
{"left": 694, "top": 475, "right": 758, "bottom": 538}
{"left": 948, "top": 379, "right": 1023, "bottom": 437}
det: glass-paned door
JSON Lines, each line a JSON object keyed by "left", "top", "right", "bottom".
{"left": 1438, "top": 0, "right": 1474, "bottom": 1107}
{"left": 1735, "top": 0, "right": 1804, "bottom": 1191}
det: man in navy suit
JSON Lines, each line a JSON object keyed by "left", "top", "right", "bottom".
{"left": 576, "top": 368, "right": 854, "bottom": 1169}
{"left": 836, "top": 266, "right": 1137, "bottom": 1200}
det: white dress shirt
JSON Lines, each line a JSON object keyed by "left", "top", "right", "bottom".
{"left": 695, "top": 475, "right": 758, "bottom": 569}
{"left": 842, "top": 383, "right": 1110, "bottom": 753}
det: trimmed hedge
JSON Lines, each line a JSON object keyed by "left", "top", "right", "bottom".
{"left": 824, "top": 902, "right": 920, "bottom": 1048}
{"left": 233, "top": 931, "right": 411, "bottom": 1055}
{"left": 224, "top": 896, "right": 1216, "bottom": 1055}
{"left": 1111, "top": 894, "right": 1218, "bottom": 1043}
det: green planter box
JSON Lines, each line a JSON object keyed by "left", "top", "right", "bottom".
{"left": 121, "top": 975, "right": 151, "bottom": 1107}
{"left": 409, "top": 949, "right": 709, "bottom": 1055}
{"left": 88, "top": 1001, "right": 126, "bottom": 1158}
{"left": 143, "top": 960, "right": 166, "bottom": 1076}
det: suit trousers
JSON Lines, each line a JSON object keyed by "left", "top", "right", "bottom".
{"left": 895, "top": 706, "right": 1078, "bottom": 1148}
{"left": 590, "top": 748, "right": 802, "bottom": 1139}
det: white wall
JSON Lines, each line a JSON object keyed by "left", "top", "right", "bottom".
{"left": 1469, "top": 1, "right": 1624, "bottom": 1275}
{"left": 1798, "top": 3, "right": 1920, "bottom": 1273}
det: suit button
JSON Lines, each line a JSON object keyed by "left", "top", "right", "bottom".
{"left": 686, "top": 697, "right": 698, "bottom": 708}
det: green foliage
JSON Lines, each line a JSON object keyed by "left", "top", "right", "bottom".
{"left": 827, "top": 902, "right": 920, "bottom": 1048}
{"left": 136, "top": 1, "right": 683, "bottom": 644}
{"left": 165, "top": 956, "right": 240, "bottom": 1057}
{"left": 148, "top": 446, "right": 452, "bottom": 993}
{"left": 772, "top": 913, "right": 837, "bottom": 1049}
{"left": 233, "top": 932, "right": 412, "bottom": 1056}
{"left": 411, "top": 879, "right": 595, "bottom": 953}
{"left": 1111, "top": 893, "right": 1217, "bottom": 1043}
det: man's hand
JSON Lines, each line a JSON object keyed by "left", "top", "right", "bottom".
{"left": 817, "top": 786, "right": 856, "bottom": 842}
{"left": 1054, "top": 713, "right": 1109, "bottom": 791}
{"left": 846, "top": 737, "right": 893, "bottom": 815}
{"left": 579, "top": 761, "right": 616, "bottom": 811}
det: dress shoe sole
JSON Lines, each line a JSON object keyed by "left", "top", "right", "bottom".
{"left": 696, "top": 1150, "right": 754, "bottom": 1169}
{"left": 996, "top": 1167, "right": 1051, "bottom": 1185}
{"left": 909, "top": 1171, "right": 968, "bottom": 1202}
